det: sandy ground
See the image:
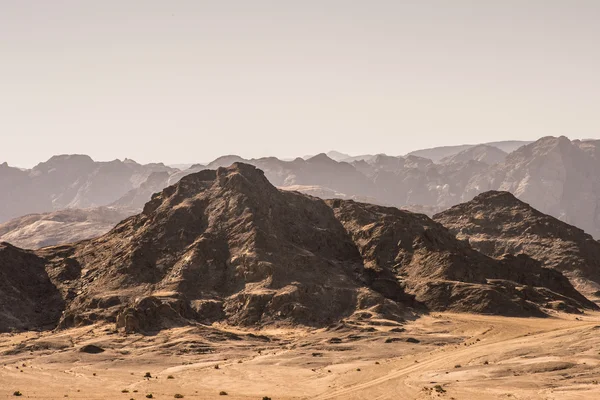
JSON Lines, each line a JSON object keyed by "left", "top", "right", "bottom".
{"left": 1, "top": 312, "right": 600, "bottom": 399}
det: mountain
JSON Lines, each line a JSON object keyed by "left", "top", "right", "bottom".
{"left": 0, "top": 207, "right": 135, "bottom": 249}
{"left": 464, "top": 137, "right": 600, "bottom": 238}
{"left": 434, "top": 191, "right": 600, "bottom": 296}
{"left": 302, "top": 151, "right": 376, "bottom": 163}
{"left": 406, "top": 140, "right": 531, "bottom": 162}
{"left": 0, "top": 155, "right": 176, "bottom": 223}
{"left": 439, "top": 144, "right": 507, "bottom": 165}
{"left": 4, "top": 164, "right": 594, "bottom": 334}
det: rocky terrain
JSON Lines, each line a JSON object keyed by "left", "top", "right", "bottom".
{"left": 434, "top": 191, "right": 600, "bottom": 297}
{"left": 1, "top": 163, "right": 596, "bottom": 337}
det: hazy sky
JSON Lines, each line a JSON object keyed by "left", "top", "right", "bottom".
{"left": 2, "top": 1, "right": 600, "bottom": 167}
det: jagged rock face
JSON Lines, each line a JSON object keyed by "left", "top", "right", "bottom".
{"left": 43, "top": 165, "right": 415, "bottom": 331}
{"left": 0, "top": 243, "right": 64, "bottom": 332}
{"left": 4, "top": 164, "right": 597, "bottom": 334}
{"left": 434, "top": 191, "right": 600, "bottom": 295}
{"left": 328, "top": 200, "right": 595, "bottom": 316}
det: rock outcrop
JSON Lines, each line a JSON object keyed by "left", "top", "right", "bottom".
{"left": 434, "top": 191, "right": 600, "bottom": 296}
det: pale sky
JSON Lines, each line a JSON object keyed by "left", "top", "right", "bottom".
{"left": 1, "top": 1, "right": 599, "bottom": 167}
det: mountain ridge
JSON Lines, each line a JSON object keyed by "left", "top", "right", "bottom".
{"left": 2, "top": 163, "right": 595, "bottom": 334}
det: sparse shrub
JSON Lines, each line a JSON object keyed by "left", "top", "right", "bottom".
{"left": 262, "top": 397, "right": 272, "bottom": 400}
{"left": 122, "top": 389, "right": 129, "bottom": 393}
{"left": 174, "top": 394, "right": 184, "bottom": 399}
{"left": 167, "top": 375, "right": 175, "bottom": 379}
{"left": 454, "top": 364, "right": 462, "bottom": 368}
{"left": 214, "top": 364, "right": 220, "bottom": 369}
{"left": 356, "top": 368, "right": 361, "bottom": 371}
{"left": 434, "top": 385, "right": 446, "bottom": 393}
{"left": 219, "top": 391, "right": 228, "bottom": 396}
{"left": 144, "top": 372, "right": 152, "bottom": 378}
{"left": 13, "top": 391, "right": 22, "bottom": 397}
{"left": 483, "top": 360, "right": 489, "bottom": 365}
{"left": 146, "top": 395, "right": 153, "bottom": 399}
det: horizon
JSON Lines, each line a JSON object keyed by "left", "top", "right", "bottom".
{"left": 0, "top": 134, "right": 597, "bottom": 169}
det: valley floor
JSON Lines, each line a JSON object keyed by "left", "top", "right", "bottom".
{"left": 1, "top": 312, "right": 600, "bottom": 399}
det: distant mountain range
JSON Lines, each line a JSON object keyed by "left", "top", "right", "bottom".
{"left": 0, "top": 155, "right": 175, "bottom": 223}
{"left": 2, "top": 136, "right": 600, "bottom": 250}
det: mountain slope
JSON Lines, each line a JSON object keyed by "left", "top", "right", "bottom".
{"left": 329, "top": 199, "right": 594, "bottom": 315}
{"left": 434, "top": 191, "right": 600, "bottom": 296}
{"left": 0, "top": 207, "right": 135, "bottom": 249}
{"left": 0, "top": 243, "right": 64, "bottom": 332}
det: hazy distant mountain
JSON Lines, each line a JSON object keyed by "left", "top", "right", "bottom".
{"left": 3, "top": 136, "right": 600, "bottom": 250}
{"left": 302, "top": 151, "right": 376, "bottom": 163}
{"left": 406, "top": 140, "right": 531, "bottom": 162}
{"left": 464, "top": 137, "right": 600, "bottom": 238}
{"left": 439, "top": 144, "right": 507, "bottom": 165}
{"left": 0, "top": 155, "right": 175, "bottom": 223}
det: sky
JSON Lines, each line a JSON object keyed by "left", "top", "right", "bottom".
{"left": 1, "top": 1, "right": 600, "bottom": 167}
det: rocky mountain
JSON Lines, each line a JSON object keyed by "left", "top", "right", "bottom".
{"left": 0, "top": 155, "right": 176, "bottom": 223}
{"left": 0, "top": 207, "right": 135, "bottom": 249}
{"left": 2, "top": 164, "right": 595, "bottom": 334}
{"left": 434, "top": 191, "right": 600, "bottom": 296}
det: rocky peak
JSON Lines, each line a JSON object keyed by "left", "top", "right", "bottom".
{"left": 434, "top": 190, "right": 600, "bottom": 295}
